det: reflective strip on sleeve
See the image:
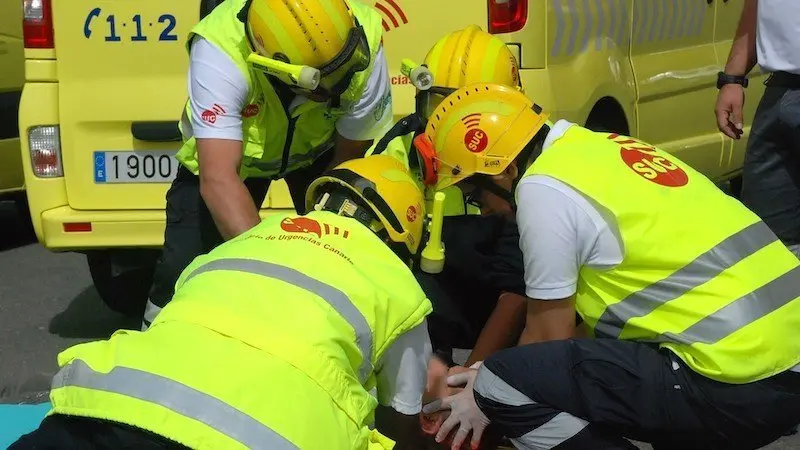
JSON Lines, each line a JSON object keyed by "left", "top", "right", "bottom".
{"left": 183, "top": 258, "right": 374, "bottom": 382}
{"left": 474, "top": 365, "right": 535, "bottom": 407}
{"left": 595, "top": 221, "right": 795, "bottom": 344}
{"left": 51, "top": 359, "right": 299, "bottom": 450}
{"left": 474, "top": 367, "right": 589, "bottom": 449}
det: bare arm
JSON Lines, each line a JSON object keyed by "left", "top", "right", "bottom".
{"left": 517, "top": 295, "right": 577, "bottom": 346}
{"left": 724, "top": 0, "right": 759, "bottom": 76}
{"left": 465, "top": 292, "right": 527, "bottom": 367}
{"left": 327, "top": 133, "right": 373, "bottom": 170}
{"left": 197, "top": 138, "right": 261, "bottom": 240}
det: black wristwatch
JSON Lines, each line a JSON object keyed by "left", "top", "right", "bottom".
{"left": 717, "top": 71, "right": 749, "bottom": 89}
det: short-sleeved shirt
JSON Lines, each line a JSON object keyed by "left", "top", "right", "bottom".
{"left": 180, "top": 36, "right": 394, "bottom": 143}
{"left": 516, "top": 120, "right": 624, "bottom": 300}
{"left": 374, "top": 320, "right": 432, "bottom": 415}
{"left": 756, "top": 0, "right": 800, "bottom": 74}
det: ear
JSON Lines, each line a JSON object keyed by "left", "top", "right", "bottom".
{"left": 505, "top": 161, "right": 519, "bottom": 179}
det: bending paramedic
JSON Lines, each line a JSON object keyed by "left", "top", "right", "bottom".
{"left": 143, "top": 0, "right": 394, "bottom": 329}
{"left": 420, "top": 83, "right": 800, "bottom": 450}
{"left": 370, "top": 26, "right": 529, "bottom": 371}
{"left": 11, "top": 155, "right": 435, "bottom": 450}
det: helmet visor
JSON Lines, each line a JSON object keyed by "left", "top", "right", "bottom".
{"left": 316, "top": 26, "right": 371, "bottom": 97}
{"left": 420, "top": 86, "right": 458, "bottom": 121}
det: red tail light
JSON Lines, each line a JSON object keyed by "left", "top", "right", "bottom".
{"left": 488, "top": 0, "right": 528, "bottom": 34}
{"left": 22, "top": 0, "right": 55, "bottom": 49}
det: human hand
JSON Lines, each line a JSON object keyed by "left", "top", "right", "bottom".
{"left": 715, "top": 83, "right": 746, "bottom": 140}
{"left": 426, "top": 355, "right": 451, "bottom": 402}
{"left": 446, "top": 364, "right": 480, "bottom": 396}
{"left": 422, "top": 369, "right": 491, "bottom": 450}
{"left": 422, "top": 355, "right": 453, "bottom": 438}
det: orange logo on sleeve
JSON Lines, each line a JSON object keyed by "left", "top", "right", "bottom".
{"left": 609, "top": 134, "right": 688, "bottom": 187}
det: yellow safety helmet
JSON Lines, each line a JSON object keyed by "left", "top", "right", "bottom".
{"left": 305, "top": 155, "right": 426, "bottom": 261}
{"left": 241, "top": 0, "right": 372, "bottom": 96}
{"left": 424, "top": 25, "right": 522, "bottom": 91}
{"left": 419, "top": 25, "right": 522, "bottom": 119}
{"left": 419, "top": 83, "right": 550, "bottom": 191}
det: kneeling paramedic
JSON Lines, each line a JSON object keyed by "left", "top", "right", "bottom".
{"left": 144, "top": 0, "right": 394, "bottom": 330}
{"left": 11, "top": 155, "right": 439, "bottom": 450}
{"left": 369, "top": 26, "right": 529, "bottom": 372}
{"left": 420, "top": 83, "right": 800, "bottom": 450}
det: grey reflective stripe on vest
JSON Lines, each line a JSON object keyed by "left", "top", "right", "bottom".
{"left": 184, "top": 258, "right": 374, "bottom": 381}
{"left": 52, "top": 359, "right": 299, "bottom": 449}
{"left": 249, "top": 140, "right": 334, "bottom": 176}
{"left": 594, "top": 221, "right": 781, "bottom": 341}
{"left": 659, "top": 265, "right": 800, "bottom": 345}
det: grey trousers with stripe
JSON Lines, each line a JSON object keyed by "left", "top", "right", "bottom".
{"left": 472, "top": 339, "right": 800, "bottom": 450}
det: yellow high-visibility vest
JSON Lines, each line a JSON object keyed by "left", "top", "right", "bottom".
{"left": 48, "top": 211, "right": 432, "bottom": 449}
{"left": 522, "top": 125, "right": 800, "bottom": 383}
{"left": 176, "top": 0, "right": 385, "bottom": 180}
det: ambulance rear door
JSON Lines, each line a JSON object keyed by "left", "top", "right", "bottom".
{"left": 51, "top": 1, "right": 219, "bottom": 211}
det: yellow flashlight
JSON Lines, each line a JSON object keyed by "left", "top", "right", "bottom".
{"left": 247, "top": 53, "right": 321, "bottom": 91}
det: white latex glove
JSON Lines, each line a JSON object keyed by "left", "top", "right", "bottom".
{"left": 421, "top": 368, "right": 491, "bottom": 450}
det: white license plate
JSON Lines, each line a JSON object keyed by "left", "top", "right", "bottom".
{"left": 94, "top": 150, "right": 178, "bottom": 184}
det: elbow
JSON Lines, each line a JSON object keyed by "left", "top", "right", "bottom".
{"left": 199, "top": 167, "right": 239, "bottom": 200}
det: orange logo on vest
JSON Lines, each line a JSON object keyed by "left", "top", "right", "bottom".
{"left": 609, "top": 134, "right": 689, "bottom": 187}
{"left": 280, "top": 217, "right": 350, "bottom": 239}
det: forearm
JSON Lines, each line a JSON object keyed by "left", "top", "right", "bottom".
{"left": 375, "top": 406, "right": 425, "bottom": 450}
{"left": 517, "top": 297, "right": 577, "bottom": 346}
{"left": 724, "top": 0, "right": 759, "bottom": 75}
{"left": 327, "top": 134, "right": 373, "bottom": 170}
{"left": 199, "top": 176, "right": 261, "bottom": 240}
{"left": 465, "top": 292, "right": 527, "bottom": 366}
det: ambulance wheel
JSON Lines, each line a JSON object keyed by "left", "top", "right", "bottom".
{"left": 86, "top": 249, "right": 159, "bottom": 318}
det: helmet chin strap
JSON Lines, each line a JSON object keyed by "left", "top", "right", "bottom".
{"left": 469, "top": 175, "right": 517, "bottom": 210}
{"left": 467, "top": 123, "right": 553, "bottom": 212}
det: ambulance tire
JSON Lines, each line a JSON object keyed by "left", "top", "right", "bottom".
{"left": 86, "top": 249, "right": 159, "bottom": 318}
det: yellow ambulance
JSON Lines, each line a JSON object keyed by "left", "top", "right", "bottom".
{"left": 18, "top": 0, "right": 762, "bottom": 315}
{"left": 0, "top": 0, "right": 25, "bottom": 210}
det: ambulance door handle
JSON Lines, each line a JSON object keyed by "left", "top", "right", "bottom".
{"left": 131, "top": 121, "right": 182, "bottom": 142}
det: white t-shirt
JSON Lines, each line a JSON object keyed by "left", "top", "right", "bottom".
{"left": 373, "top": 319, "right": 432, "bottom": 415}
{"left": 516, "top": 120, "right": 624, "bottom": 300}
{"left": 756, "top": 0, "right": 800, "bottom": 74}
{"left": 180, "top": 36, "right": 394, "bottom": 143}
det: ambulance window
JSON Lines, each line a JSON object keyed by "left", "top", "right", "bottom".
{"left": 200, "top": 0, "right": 225, "bottom": 19}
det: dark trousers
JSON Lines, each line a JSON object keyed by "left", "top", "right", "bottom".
{"left": 143, "top": 151, "right": 334, "bottom": 327}
{"left": 10, "top": 414, "right": 188, "bottom": 449}
{"left": 414, "top": 215, "right": 525, "bottom": 357}
{"left": 741, "top": 71, "right": 800, "bottom": 252}
{"left": 474, "top": 339, "right": 800, "bottom": 450}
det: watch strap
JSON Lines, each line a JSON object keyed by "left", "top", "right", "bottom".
{"left": 717, "top": 71, "right": 749, "bottom": 89}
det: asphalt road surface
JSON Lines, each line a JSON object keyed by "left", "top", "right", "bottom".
{"left": 0, "top": 199, "right": 797, "bottom": 449}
